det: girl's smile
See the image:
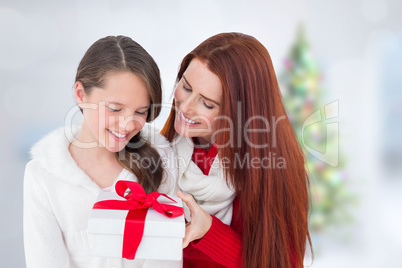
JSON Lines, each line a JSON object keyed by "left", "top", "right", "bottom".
{"left": 107, "top": 129, "right": 130, "bottom": 141}
{"left": 75, "top": 71, "right": 150, "bottom": 153}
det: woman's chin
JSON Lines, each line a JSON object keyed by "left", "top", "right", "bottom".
{"left": 175, "top": 124, "right": 193, "bottom": 138}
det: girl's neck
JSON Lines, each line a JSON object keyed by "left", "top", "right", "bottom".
{"left": 70, "top": 123, "right": 117, "bottom": 164}
{"left": 69, "top": 141, "right": 116, "bottom": 163}
{"left": 68, "top": 127, "right": 123, "bottom": 189}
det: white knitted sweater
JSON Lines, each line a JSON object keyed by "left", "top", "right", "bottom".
{"left": 23, "top": 124, "right": 180, "bottom": 268}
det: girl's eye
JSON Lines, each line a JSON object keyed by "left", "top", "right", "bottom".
{"left": 108, "top": 107, "right": 121, "bottom": 112}
{"left": 136, "top": 110, "right": 148, "bottom": 116}
{"left": 203, "top": 101, "right": 214, "bottom": 109}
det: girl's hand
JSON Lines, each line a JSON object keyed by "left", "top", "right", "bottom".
{"left": 177, "top": 190, "right": 213, "bottom": 248}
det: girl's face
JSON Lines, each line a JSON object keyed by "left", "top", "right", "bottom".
{"left": 75, "top": 71, "right": 150, "bottom": 153}
{"left": 174, "top": 58, "right": 222, "bottom": 145}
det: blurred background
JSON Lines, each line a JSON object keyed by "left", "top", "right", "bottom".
{"left": 1, "top": 0, "right": 401, "bottom": 267}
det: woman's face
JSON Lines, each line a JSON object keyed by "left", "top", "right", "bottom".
{"left": 174, "top": 58, "right": 222, "bottom": 145}
{"left": 76, "top": 71, "right": 150, "bottom": 153}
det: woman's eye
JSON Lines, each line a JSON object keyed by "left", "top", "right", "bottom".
{"left": 203, "top": 102, "right": 214, "bottom": 109}
{"left": 183, "top": 86, "right": 192, "bottom": 92}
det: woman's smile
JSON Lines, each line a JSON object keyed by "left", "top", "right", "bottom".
{"left": 179, "top": 111, "right": 201, "bottom": 126}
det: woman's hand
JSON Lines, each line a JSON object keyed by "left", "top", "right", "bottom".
{"left": 177, "top": 190, "right": 213, "bottom": 248}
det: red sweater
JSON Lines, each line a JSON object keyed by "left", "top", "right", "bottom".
{"left": 185, "top": 144, "right": 243, "bottom": 267}
{"left": 183, "top": 197, "right": 242, "bottom": 267}
{"left": 186, "top": 144, "right": 297, "bottom": 267}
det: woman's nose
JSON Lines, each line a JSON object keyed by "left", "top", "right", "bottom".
{"left": 179, "top": 95, "right": 196, "bottom": 114}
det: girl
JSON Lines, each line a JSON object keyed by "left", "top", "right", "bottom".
{"left": 24, "top": 36, "right": 177, "bottom": 267}
{"left": 161, "top": 32, "right": 312, "bottom": 267}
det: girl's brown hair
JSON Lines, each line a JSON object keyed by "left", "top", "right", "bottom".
{"left": 76, "top": 35, "right": 164, "bottom": 193}
{"left": 161, "top": 32, "right": 312, "bottom": 267}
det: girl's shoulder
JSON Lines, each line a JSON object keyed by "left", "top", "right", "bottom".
{"left": 30, "top": 126, "right": 73, "bottom": 165}
{"left": 26, "top": 125, "right": 88, "bottom": 185}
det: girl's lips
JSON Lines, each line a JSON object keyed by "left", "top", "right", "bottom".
{"left": 108, "top": 129, "right": 130, "bottom": 142}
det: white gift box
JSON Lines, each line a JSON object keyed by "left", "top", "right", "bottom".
{"left": 88, "top": 191, "right": 185, "bottom": 261}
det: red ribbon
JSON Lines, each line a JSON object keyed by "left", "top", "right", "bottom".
{"left": 93, "top": 180, "right": 184, "bottom": 260}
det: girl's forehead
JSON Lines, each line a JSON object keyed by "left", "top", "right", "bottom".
{"left": 89, "top": 72, "right": 150, "bottom": 105}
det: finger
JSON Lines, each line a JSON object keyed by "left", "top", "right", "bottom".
{"left": 182, "top": 223, "right": 193, "bottom": 248}
{"left": 177, "top": 190, "right": 197, "bottom": 211}
{"left": 177, "top": 190, "right": 190, "bottom": 203}
{"left": 182, "top": 237, "right": 190, "bottom": 249}
{"left": 176, "top": 190, "right": 184, "bottom": 200}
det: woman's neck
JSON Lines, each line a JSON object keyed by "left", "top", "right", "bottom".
{"left": 193, "top": 136, "right": 214, "bottom": 149}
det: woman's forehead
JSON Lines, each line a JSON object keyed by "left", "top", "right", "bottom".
{"left": 184, "top": 59, "right": 222, "bottom": 101}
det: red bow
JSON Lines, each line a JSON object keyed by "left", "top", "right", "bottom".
{"left": 93, "top": 180, "right": 184, "bottom": 259}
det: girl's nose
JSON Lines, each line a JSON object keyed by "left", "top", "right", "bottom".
{"left": 120, "top": 115, "right": 136, "bottom": 133}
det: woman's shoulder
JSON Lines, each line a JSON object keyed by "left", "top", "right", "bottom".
{"left": 141, "top": 124, "right": 178, "bottom": 194}
{"left": 140, "top": 124, "right": 172, "bottom": 156}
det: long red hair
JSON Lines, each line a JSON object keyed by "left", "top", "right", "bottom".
{"left": 161, "top": 32, "right": 312, "bottom": 268}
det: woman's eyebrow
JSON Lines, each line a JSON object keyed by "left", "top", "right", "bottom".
{"left": 200, "top": 94, "right": 220, "bottom": 106}
{"left": 183, "top": 75, "right": 220, "bottom": 106}
{"left": 182, "top": 75, "right": 192, "bottom": 88}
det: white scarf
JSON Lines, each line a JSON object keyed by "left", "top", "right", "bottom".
{"left": 173, "top": 135, "right": 235, "bottom": 225}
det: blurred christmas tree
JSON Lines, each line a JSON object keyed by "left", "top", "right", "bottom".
{"left": 280, "top": 25, "right": 355, "bottom": 234}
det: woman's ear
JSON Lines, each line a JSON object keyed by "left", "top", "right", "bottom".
{"left": 74, "top": 81, "right": 86, "bottom": 107}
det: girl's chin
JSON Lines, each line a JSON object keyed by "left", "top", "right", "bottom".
{"left": 106, "top": 147, "right": 125, "bottom": 153}
{"left": 104, "top": 142, "right": 127, "bottom": 153}
{"left": 102, "top": 136, "right": 131, "bottom": 153}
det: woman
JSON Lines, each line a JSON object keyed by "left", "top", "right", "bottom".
{"left": 161, "top": 32, "right": 312, "bottom": 267}
{"left": 24, "top": 35, "right": 178, "bottom": 267}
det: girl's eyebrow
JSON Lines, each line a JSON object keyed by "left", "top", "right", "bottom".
{"left": 107, "top": 101, "right": 150, "bottom": 110}
{"left": 107, "top": 101, "right": 124, "bottom": 106}
{"left": 138, "top": 105, "right": 150, "bottom": 110}
{"left": 183, "top": 75, "right": 220, "bottom": 106}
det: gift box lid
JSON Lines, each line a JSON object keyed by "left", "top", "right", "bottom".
{"left": 88, "top": 192, "right": 185, "bottom": 238}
